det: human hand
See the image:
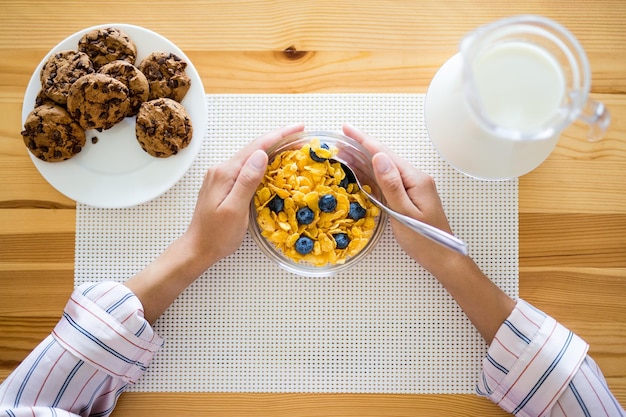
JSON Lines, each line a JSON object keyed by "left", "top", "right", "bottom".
{"left": 343, "top": 124, "right": 518, "bottom": 343}
{"left": 184, "top": 123, "right": 305, "bottom": 270}
{"left": 342, "top": 123, "right": 464, "bottom": 274}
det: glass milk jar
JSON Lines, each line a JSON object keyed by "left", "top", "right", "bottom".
{"left": 425, "top": 15, "right": 610, "bottom": 180}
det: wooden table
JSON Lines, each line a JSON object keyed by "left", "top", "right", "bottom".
{"left": 1, "top": 1, "right": 624, "bottom": 415}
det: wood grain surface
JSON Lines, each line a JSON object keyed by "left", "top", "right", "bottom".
{"left": 1, "top": 1, "right": 624, "bottom": 416}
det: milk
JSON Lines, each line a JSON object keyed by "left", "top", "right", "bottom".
{"left": 472, "top": 42, "right": 565, "bottom": 131}
{"left": 425, "top": 42, "right": 566, "bottom": 180}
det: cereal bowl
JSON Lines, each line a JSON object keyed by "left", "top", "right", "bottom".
{"left": 248, "top": 131, "right": 388, "bottom": 277}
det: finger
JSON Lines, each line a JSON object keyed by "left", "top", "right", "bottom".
{"left": 343, "top": 123, "right": 386, "bottom": 154}
{"left": 344, "top": 123, "right": 441, "bottom": 196}
{"left": 342, "top": 123, "right": 417, "bottom": 174}
{"left": 372, "top": 152, "right": 423, "bottom": 217}
{"left": 221, "top": 149, "right": 268, "bottom": 211}
{"left": 223, "top": 122, "right": 304, "bottom": 198}
{"left": 204, "top": 123, "right": 304, "bottom": 207}
{"left": 371, "top": 153, "right": 451, "bottom": 232}
{"left": 231, "top": 123, "right": 305, "bottom": 167}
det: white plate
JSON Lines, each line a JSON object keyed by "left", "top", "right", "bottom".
{"left": 22, "top": 24, "right": 207, "bottom": 208}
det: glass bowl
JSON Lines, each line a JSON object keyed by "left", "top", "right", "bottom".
{"left": 248, "top": 130, "right": 388, "bottom": 277}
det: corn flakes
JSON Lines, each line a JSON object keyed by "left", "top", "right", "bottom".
{"left": 253, "top": 138, "right": 381, "bottom": 266}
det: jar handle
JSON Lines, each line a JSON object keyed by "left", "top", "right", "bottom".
{"left": 580, "top": 99, "right": 611, "bottom": 142}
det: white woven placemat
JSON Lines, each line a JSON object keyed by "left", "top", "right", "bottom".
{"left": 75, "top": 94, "right": 518, "bottom": 394}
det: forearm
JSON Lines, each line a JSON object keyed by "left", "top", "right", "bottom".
{"left": 427, "top": 252, "right": 515, "bottom": 344}
{"left": 124, "top": 232, "right": 214, "bottom": 324}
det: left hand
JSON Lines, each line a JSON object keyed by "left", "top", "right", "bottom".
{"left": 183, "top": 123, "right": 305, "bottom": 270}
{"left": 342, "top": 123, "right": 458, "bottom": 274}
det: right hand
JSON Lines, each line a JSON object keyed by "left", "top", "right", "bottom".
{"left": 342, "top": 124, "right": 465, "bottom": 274}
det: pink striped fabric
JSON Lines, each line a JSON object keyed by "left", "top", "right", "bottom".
{"left": 477, "top": 299, "right": 625, "bottom": 416}
{"left": 0, "top": 282, "right": 163, "bottom": 417}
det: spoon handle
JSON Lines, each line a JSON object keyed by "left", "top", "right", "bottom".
{"left": 369, "top": 194, "right": 469, "bottom": 256}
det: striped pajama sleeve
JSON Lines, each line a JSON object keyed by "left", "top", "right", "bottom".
{"left": 0, "top": 282, "right": 163, "bottom": 417}
{"left": 477, "top": 299, "right": 625, "bottom": 416}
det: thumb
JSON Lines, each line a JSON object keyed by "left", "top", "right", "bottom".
{"left": 372, "top": 152, "right": 418, "bottom": 216}
{"left": 225, "top": 149, "right": 268, "bottom": 207}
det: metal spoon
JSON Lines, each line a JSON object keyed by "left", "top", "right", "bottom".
{"left": 332, "top": 155, "right": 469, "bottom": 256}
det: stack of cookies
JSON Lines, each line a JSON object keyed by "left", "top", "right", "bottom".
{"left": 21, "top": 27, "right": 194, "bottom": 162}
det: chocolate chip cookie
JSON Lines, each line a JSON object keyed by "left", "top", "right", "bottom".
{"left": 135, "top": 98, "right": 193, "bottom": 158}
{"left": 78, "top": 27, "right": 137, "bottom": 69}
{"left": 99, "top": 60, "right": 149, "bottom": 116}
{"left": 21, "top": 103, "right": 86, "bottom": 162}
{"left": 138, "top": 52, "right": 191, "bottom": 102}
{"left": 67, "top": 73, "right": 130, "bottom": 131}
{"left": 34, "top": 89, "right": 57, "bottom": 107}
{"left": 39, "top": 50, "right": 94, "bottom": 105}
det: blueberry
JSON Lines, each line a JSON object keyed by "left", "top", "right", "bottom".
{"left": 296, "top": 207, "right": 315, "bottom": 225}
{"left": 268, "top": 195, "right": 284, "bottom": 212}
{"left": 348, "top": 202, "right": 367, "bottom": 220}
{"left": 338, "top": 163, "right": 356, "bottom": 189}
{"left": 295, "top": 236, "right": 314, "bottom": 254}
{"left": 333, "top": 233, "right": 350, "bottom": 249}
{"left": 318, "top": 194, "right": 337, "bottom": 212}
{"left": 309, "top": 143, "right": 330, "bottom": 162}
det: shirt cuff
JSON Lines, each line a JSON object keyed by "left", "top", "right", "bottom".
{"left": 476, "top": 299, "right": 589, "bottom": 417}
{"left": 52, "top": 281, "right": 164, "bottom": 384}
